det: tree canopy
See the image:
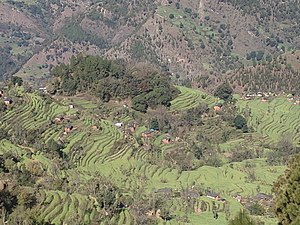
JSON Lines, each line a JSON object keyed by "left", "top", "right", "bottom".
{"left": 273, "top": 153, "right": 300, "bottom": 225}
{"left": 228, "top": 210, "right": 257, "bottom": 225}
{"left": 233, "top": 115, "right": 248, "bottom": 132}
{"left": 214, "top": 82, "right": 233, "bottom": 102}
{"left": 50, "top": 55, "right": 179, "bottom": 112}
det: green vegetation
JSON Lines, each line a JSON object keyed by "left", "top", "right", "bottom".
{"left": 273, "top": 153, "right": 300, "bottom": 225}
{"left": 214, "top": 82, "right": 234, "bottom": 102}
{"left": 62, "top": 20, "right": 108, "bottom": 48}
{"left": 171, "top": 86, "right": 217, "bottom": 111}
{"left": 2, "top": 0, "right": 300, "bottom": 222}
{"left": 1, "top": 77, "right": 296, "bottom": 224}
{"left": 51, "top": 55, "right": 179, "bottom": 112}
{"left": 236, "top": 96, "right": 300, "bottom": 144}
{"left": 229, "top": 210, "right": 257, "bottom": 225}
{"left": 234, "top": 115, "right": 248, "bottom": 133}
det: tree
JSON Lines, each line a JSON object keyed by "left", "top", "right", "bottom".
{"left": 272, "top": 153, "right": 300, "bottom": 225}
{"left": 0, "top": 189, "right": 17, "bottom": 214}
{"left": 248, "top": 202, "right": 265, "bottom": 216}
{"left": 256, "top": 51, "right": 264, "bottom": 61}
{"left": 200, "top": 41, "right": 205, "bottom": 49}
{"left": 267, "top": 135, "right": 300, "bottom": 165}
{"left": 228, "top": 210, "right": 257, "bottom": 225}
{"left": 47, "top": 138, "right": 62, "bottom": 153}
{"left": 0, "top": 102, "right": 6, "bottom": 112}
{"left": 233, "top": 115, "right": 248, "bottom": 132}
{"left": 169, "top": 14, "right": 174, "bottom": 19}
{"left": 150, "top": 117, "right": 159, "bottom": 130}
{"left": 191, "top": 143, "right": 203, "bottom": 160}
{"left": 11, "top": 76, "right": 23, "bottom": 86}
{"left": 214, "top": 82, "right": 233, "bottom": 102}
{"left": 132, "top": 95, "right": 148, "bottom": 113}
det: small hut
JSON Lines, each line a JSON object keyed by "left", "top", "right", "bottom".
{"left": 3, "top": 97, "right": 12, "bottom": 106}
{"left": 64, "top": 124, "right": 73, "bottom": 133}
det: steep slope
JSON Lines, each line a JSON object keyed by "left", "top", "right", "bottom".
{"left": 1, "top": 0, "right": 300, "bottom": 93}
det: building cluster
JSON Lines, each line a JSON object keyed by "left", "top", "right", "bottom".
{"left": 233, "top": 192, "right": 273, "bottom": 213}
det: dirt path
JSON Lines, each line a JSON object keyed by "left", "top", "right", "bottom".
{"left": 198, "top": 0, "right": 206, "bottom": 21}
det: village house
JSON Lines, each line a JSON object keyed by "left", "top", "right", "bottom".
{"left": 213, "top": 102, "right": 223, "bottom": 112}
{"left": 261, "top": 98, "right": 268, "bottom": 102}
{"left": 3, "top": 98, "right": 12, "bottom": 106}
{"left": 257, "top": 92, "right": 263, "bottom": 97}
{"left": 254, "top": 193, "right": 272, "bottom": 202}
{"left": 69, "top": 104, "right": 75, "bottom": 109}
{"left": 38, "top": 87, "right": 47, "bottom": 94}
{"left": 0, "top": 90, "right": 4, "bottom": 98}
{"left": 53, "top": 115, "right": 64, "bottom": 123}
{"left": 142, "top": 130, "right": 154, "bottom": 138}
{"left": 162, "top": 135, "right": 172, "bottom": 144}
{"left": 128, "top": 121, "right": 138, "bottom": 133}
{"left": 91, "top": 125, "right": 99, "bottom": 130}
{"left": 128, "top": 125, "right": 136, "bottom": 133}
{"left": 206, "top": 192, "right": 220, "bottom": 201}
{"left": 213, "top": 105, "right": 222, "bottom": 112}
{"left": 234, "top": 194, "right": 242, "bottom": 203}
{"left": 244, "top": 93, "right": 254, "bottom": 100}
{"left": 64, "top": 124, "right": 73, "bottom": 133}
{"left": 115, "top": 122, "right": 123, "bottom": 128}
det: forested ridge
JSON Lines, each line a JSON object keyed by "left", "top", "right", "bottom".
{"left": 50, "top": 55, "right": 179, "bottom": 112}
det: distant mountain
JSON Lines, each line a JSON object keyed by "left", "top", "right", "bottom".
{"left": 1, "top": 0, "right": 300, "bottom": 92}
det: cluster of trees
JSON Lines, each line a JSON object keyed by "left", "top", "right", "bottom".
{"left": 0, "top": 46, "right": 18, "bottom": 80}
{"left": 7, "top": 0, "right": 61, "bottom": 26}
{"left": 50, "top": 55, "right": 179, "bottom": 112}
{"left": 267, "top": 136, "right": 300, "bottom": 166}
{"left": 273, "top": 153, "right": 300, "bottom": 225}
{"left": 246, "top": 51, "right": 265, "bottom": 61}
{"left": 229, "top": 58, "right": 300, "bottom": 94}
{"left": 233, "top": 115, "right": 248, "bottom": 133}
{"left": 62, "top": 21, "right": 108, "bottom": 49}
{"left": 214, "top": 82, "right": 233, "bottom": 102}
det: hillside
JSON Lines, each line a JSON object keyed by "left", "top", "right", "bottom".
{"left": 2, "top": 72, "right": 299, "bottom": 224}
{"left": 0, "top": 0, "right": 300, "bottom": 93}
{"left": 1, "top": 1, "right": 300, "bottom": 223}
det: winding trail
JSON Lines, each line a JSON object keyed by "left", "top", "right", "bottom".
{"left": 198, "top": 0, "right": 206, "bottom": 21}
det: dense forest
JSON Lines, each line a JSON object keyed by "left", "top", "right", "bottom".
{"left": 50, "top": 55, "right": 179, "bottom": 112}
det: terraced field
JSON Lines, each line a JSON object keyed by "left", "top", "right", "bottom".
{"left": 0, "top": 93, "right": 69, "bottom": 141}
{"left": 38, "top": 190, "right": 96, "bottom": 224}
{"left": 236, "top": 97, "right": 300, "bottom": 144}
{"left": 171, "top": 86, "right": 217, "bottom": 111}
{"left": 0, "top": 88, "right": 289, "bottom": 225}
